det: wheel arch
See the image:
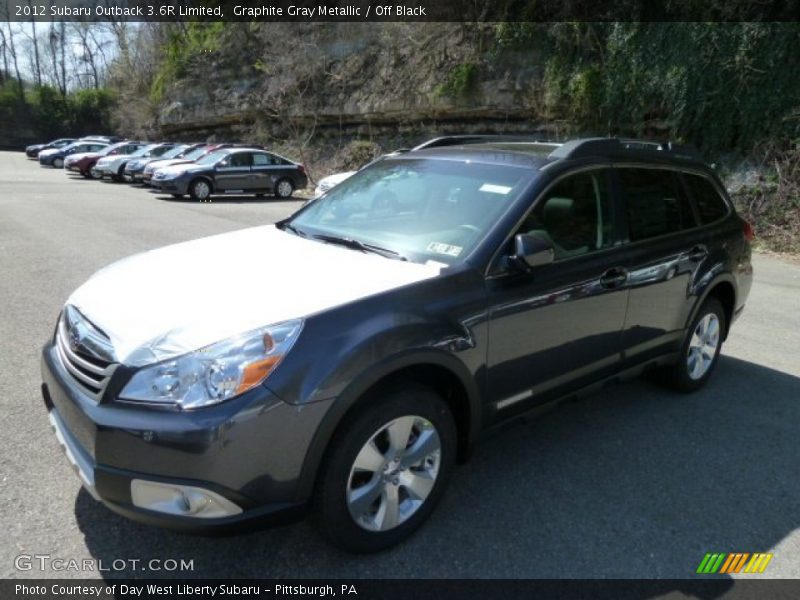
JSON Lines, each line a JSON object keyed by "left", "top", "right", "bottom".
{"left": 689, "top": 274, "right": 737, "bottom": 340}
{"left": 293, "top": 352, "right": 481, "bottom": 502}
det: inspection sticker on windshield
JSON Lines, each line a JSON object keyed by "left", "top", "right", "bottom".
{"left": 427, "top": 242, "right": 463, "bottom": 257}
{"left": 479, "top": 183, "right": 512, "bottom": 195}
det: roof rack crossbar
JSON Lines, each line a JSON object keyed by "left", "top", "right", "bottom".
{"left": 548, "top": 137, "right": 703, "bottom": 162}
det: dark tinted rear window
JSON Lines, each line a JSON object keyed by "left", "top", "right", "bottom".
{"left": 683, "top": 173, "right": 729, "bottom": 224}
{"left": 618, "top": 168, "right": 696, "bottom": 242}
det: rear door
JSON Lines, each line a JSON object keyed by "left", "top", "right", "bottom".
{"left": 614, "top": 166, "right": 704, "bottom": 364}
{"left": 250, "top": 152, "right": 274, "bottom": 191}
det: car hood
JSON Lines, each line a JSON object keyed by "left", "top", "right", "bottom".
{"left": 68, "top": 152, "right": 99, "bottom": 162}
{"left": 39, "top": 148, "right": 59, "bottom": 157}
{"left": 156, "top": 163, "right": 205, "bottom": 176}
{"left": 98, "top": 153, "right": 136, "bottom": 165}
{"left": 67, "top": 225, "right": 445, "bottom": 367}
{"left": 147, "top": 158, "right": 189, "bottom": 172}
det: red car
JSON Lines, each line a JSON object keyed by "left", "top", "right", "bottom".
{"left": 65, "top": 141, "right": 147, "bottom": 178}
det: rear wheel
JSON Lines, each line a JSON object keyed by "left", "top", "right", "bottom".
{"left": 189, "top": 178, "right": 212, "bottom": 202}
{"left": 274, "top": 178, "right": 294, "bottom": 199}
{"left": 665, "top": 297, "right": 726, "bottom": 392}
{"left": 314, "top": 385, "right": 456, "bottom": 553}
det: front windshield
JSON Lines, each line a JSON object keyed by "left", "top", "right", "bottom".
{"left": 288, "top": 158, "right": 533, "bottom": 264}
{"left": 182, "top": 147, "right": 207, "bottom": 161}
{"left": 132, "top": 144, "right": 157, "bottom": 157}
{"left": 162, "top": 145, "right": 188, "bottom": 159}
{"left": 98, "top": 143, "right": 124, "bottom": 156}
{"left": 195, "top": 150, "right": 227, "bottom": 166}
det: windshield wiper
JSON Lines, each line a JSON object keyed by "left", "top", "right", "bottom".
{"left": 312, "top": 234, "right": 407, "bottom": 261}
{"left": 277, "top": 220, "right": 307, "bottom": 237}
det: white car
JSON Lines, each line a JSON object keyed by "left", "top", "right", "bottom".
{"left": 93, "top": 143, "right": 173, "bottom": 182}
{"left": 314, "top": 171, "right": 356, "bottom": 198}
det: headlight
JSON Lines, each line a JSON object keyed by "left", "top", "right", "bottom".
{"left": 119, "top": 320, "right": 302, "bottom": 409}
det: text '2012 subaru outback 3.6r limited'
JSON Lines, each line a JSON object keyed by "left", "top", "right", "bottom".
{"left": 42, "top": 137, "right": 753, "bottom": 552}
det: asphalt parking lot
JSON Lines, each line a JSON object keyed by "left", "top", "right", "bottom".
{"left": 1, "top": 151, "right": 798, "bottom": 580}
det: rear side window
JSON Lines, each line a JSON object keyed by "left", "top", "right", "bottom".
{"left": 618, "top": 168, "right": 696, "bottom": 242}
{"left": 683, "top": 173, "right": 729, "bottom": 224}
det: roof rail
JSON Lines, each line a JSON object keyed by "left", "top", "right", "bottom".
{"left": 411, "top": 135, "right": 562, "bottom": 152}
{"left": 549, "top": 137, "right": 703, "bottom": 162}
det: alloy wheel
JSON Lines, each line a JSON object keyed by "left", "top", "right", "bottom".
{"left": 276, "top": 180, "right": 293, "bottom": 198}
{"left": 193, "top": 180, "right": 210, "bottom": 201}
{"left": 347, "top": 415, "right": 441, "bottom": 532}
{"left": 687, "top": 313, "right": 720, "bottom": 380}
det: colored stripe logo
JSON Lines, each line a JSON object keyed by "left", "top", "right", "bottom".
{"left": 697, "top": 553, "right": 773, "bottom": 574}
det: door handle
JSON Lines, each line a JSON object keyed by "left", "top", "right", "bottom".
{"left": 687, "top": 245, "right": 708, "bottom": 261}
{"left": 599, "top": 267, "right": 628, "bottom": 289}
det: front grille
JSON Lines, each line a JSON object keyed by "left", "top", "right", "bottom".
{"left": 55, "top": 310, "right": 117, "bottom": 401}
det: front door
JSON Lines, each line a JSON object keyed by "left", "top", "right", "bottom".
{"left": 486, "top": 168, "right": 629, "bottom": 417}
{"left": 215, "top": 152, "right": 252, "bottom": 192}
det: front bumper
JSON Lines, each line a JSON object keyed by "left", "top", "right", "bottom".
{"left": 123, "top": 168, "right": 145, "bottom": 182}
{"left": 153, "top": 177, "right": 190, "bottom": 194}
{"left": 41, "top": 343, "right": 330, "bottom": 532}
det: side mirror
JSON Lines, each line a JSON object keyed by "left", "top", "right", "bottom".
{"left": 511, "top": 233, "right": 554, "bottom": 270}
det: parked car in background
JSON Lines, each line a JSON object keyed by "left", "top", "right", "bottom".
{"left": 93, "top": 143, "right": 176, "bottom": 182}
{"left": 152, "top": 147, "right": 307, "bottom": 201}
{"left": 65, "top": 141, "right": 148, "bottom": 178}
{"left": 314, "top": 171, "right": 357, "bottom": 198}
{"left": 141, "top": 144, "right": 230, "bottom": 186}
{"left": 38, "top": 139, "right": 110, "bottom": 168}
{"left": 25, "top": 138, "right": 76, "bottom": 158}
{"left": 41, "top": 136, "right": 753, "bottom": 552}
{"left": 123, "top": 144, "right": 198, "bottom": 183}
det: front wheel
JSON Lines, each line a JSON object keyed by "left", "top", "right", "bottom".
{"left": 314, "top": 385, "right": 456, "bottom": 553}
{"left": 52, "top": 157, "right": 64, "bottom": 169}
{"left": 665, "top": 297, "right": 726, "bottom": 392}
{"left": 274, "top": 178, "right": 294, "bottom": 199}
{"left": 189, "top": 178, "right": 212, "bottom": 202}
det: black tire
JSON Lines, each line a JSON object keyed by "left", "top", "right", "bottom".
{"left": 314, "top": 384, "right": 456, "bottom": 553}
{"left": 52, "top": 157, "right": 64, "bottom": 169}
{"left": 112, "top": 165, "right": 125, "bottom": 182}
{"left": 255, "top": 193, "right": 266, "bottom": 198}
{"left": 665, "top": 297, "right": 726, "bottom": 393}
{"left": 189, "top": 178, "right": 212, "bottom": 202}
{"left": 274, "top": 178, "right": 294, "bottom": 199}
{"left": 81, "top": 170, "right": 91, "bottom": 178}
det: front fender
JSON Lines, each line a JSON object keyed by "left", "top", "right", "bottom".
{"left": 289, "top": 347, "right": 483, "bottom": 502}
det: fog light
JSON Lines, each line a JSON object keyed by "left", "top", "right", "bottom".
{"left": 130, "top": 479, "right": 242, "bottom": 518}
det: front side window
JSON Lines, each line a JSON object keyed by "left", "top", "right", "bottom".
{"left": 618, "top": 168, "right": 696, "bottom": 242}
{"left": 683, "top": 173, "right": 729, "bottom": 224}
{"left": 288, "top": 158, "right": 534, "bottom": 264}
{"left": 514, "top": 170, "right": 614, "bottom": 260}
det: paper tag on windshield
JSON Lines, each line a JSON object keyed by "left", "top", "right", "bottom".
{"left": 480, "top": 183, "right": 512, "bottom": 195}
{"left": 427, "top": 242, "right": 463, "bottom": 257}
